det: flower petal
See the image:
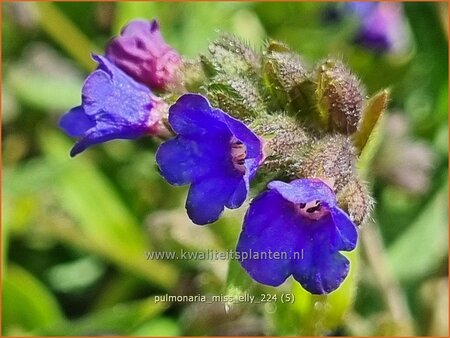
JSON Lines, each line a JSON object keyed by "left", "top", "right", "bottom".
{"left": 186, "top": 174, "right": 241, "bottom": 225}
{"left": 62, "top": 55, "right": 160, "bottom": 156}
{"left": 288, "top": 211, "right": 350, "bottom": 294}
{"left": 331, "top": 207, "right": 358, "bottom": 251}
{"left": 156, "top": 136, "right": 232, "bottom": 185}
{"left": 236, "top": 190, "right": 299, "bottom": 286}
{"left": 168, "top": 94, "right": 231, "bottom": 138}
{"left": 70, "top": 122, "right": 144, "bottom": 157}
{"left": 59, "top": 106, "right": 95, "bottom": 137}
{"left": 268, "top": 179, "right": 336, "bottom": 206}
{"left": 291, "top": 247, "right": 350, "bottom": 294}
{"left": 83, "top": 55, "right": 154, "bottom": 128}
{"left": 156, "top": 94, "right": 264, "bottom": 225}
{"left": 223, "top": 113, "right": 263, "bottom": 161}
{"left": 222, "top": 112, "right": 264, "bottom": 176}
{"left": 225, "top": 178, "right": 248, "bottom": 209}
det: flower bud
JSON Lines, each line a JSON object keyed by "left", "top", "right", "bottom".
{"left": 263, "top": 41, "right": 309, "bottom": 110}
{"left": 250, "top": 114, "right": 312, "bottom": 178}
{"left": 105, "top": 19, "right": 181, "bottom": 91}
{"left": 207, "top": 76, "right": 265, "bottom": 121}
{"left": 315, "top": 59, "right": 365, "bottom": 134}
{"left": 179, "top": 59, "right": 206, "bottom": 92}
{"left": 299, "top": 134, "right": 356, "bottom": 193}
{"left": 336, "top": 178, "right": 373, "bottom": 226}
{"left": 200, "top": 34, "right": 260, "bottom": 78}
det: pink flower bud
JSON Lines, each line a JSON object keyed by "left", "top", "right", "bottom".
{"left": 106, "top": 19, "right": 181, "bottom": 90}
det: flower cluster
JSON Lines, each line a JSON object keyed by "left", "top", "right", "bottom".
{"left": 59, "top": 19, "right": 384, "bottom": 295}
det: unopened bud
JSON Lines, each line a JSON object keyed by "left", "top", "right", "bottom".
{"left": 263, "top": 41, "right": 309, "bottom": 110}
{"left": 179, "top": 59, "right": 206, "bottom": 92}
{"left": 105, "top": 20, "right": 181, "bottom": 91}
{"left": 336, "top": 178, "right": 373, "bottom": 226}
{"left": 315, "top": 59, "right": 365, "bottom": 134}
{"left": 201, "top": 34, "right": 260, "bottom": 78}
{"left": 250, "top": 114, "right": 312, "bottom": 178}
{"left": 207, "top": 76, "right": 265, "bottom": 121}
{"left": 299, "top": 134, "right": 356, "bottom": 192}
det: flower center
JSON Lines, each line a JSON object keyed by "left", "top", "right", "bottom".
{"left": 296, "top": 200, "right": 329, "bottom": 221}
{"left": 230, "top": 136, "right": 247, "bottom": 173}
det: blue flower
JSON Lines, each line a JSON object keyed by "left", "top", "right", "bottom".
{"left": 59, "top": 54, "right": 167, "bottom": 157}
{"left": 156, "top": 94, "right": 264, "bottom": 225}
{"left": 236, "top": 178, "right": 358, "bottom": 294}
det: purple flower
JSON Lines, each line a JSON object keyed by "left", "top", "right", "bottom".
{"left": 323, "top": 2, "right": 407, "bottom": 53}
{"left": 236, "top": 179, "right": 358, "bottom": 294}
{"left": 105, "top": 19, "right": 181, "bottom": 90}
{"left": 346, "top": 2, "right": 378, "bottom": 18}
{"left": 59, "top": 54, "right": 166, "bottom": 157}
{"left": 156, "top": 94, "right": 264, "bottom": 225}
{"left": 348, "top": 2, "right": 406, "bottom": 53}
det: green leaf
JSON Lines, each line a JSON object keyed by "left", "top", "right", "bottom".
{"left": 387, "top": 180, "right": 448, "bottom": 281}
{"left": 40, "top": 297, "right": 167, "bottom": 336}
{"left": 224, "top": 258, "right": 255, "bottom": 308}
{"left": 39, "top": 130, "right": 179, "bottom": 289}
{"left": 3, "top": 265, "right": 65, "bottom": 335}
{"left": 353, "top": 89, "right": 389, "bottom": 155}
{"left": 35, "top": 2, "right": 98, "bottom": 71}
{"left": 131, "top": 317, "right": 181, "bottom": 336}
{"left": 46, "top": 257, "right": 106, "bottom": 293}
{"left": 6, "top": 63, "right": 83, "bottom": 113}
{"left": 404, "top": 2, "right": 448, "bottom": 131}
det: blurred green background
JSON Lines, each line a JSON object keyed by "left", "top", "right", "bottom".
{"left": 2, "top": 1, "right": 448, "bottom": 336}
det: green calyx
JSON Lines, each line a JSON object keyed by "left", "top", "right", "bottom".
{"left": 315, "top": 58, "right": 365, "bottom": 135}
{"left": 207, "top": 76, "right": 265, "bottom": 121}
{"left": 200, "top": 33, "right": 260, "bottom": 78}
{"left": 262, "top": 41, "right": 309, "bottom": 111}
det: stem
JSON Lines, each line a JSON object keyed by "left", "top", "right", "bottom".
{"left": 35, "top": 2, "right": 99, "bottom": 72}
{"left": 361, "top": 223, "right": 414, "bottom": 335}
